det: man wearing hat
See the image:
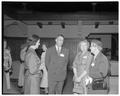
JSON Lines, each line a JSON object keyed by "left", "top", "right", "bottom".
{"left": 89, "top": 40, "right": 109, "bottom": 90}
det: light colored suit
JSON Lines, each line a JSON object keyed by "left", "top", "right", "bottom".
{"left": 45, "top": 46, "right": 69, "bottom": 94}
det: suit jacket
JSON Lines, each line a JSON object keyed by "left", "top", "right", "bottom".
{"left": 45, "top": 46, "right": 69, "bottom": 81}
{"left": 89, "top": 52, "right": 109, "bottom": 79}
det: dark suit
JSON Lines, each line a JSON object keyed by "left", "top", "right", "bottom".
{"left": 45, "top": 46, "right": 69, "bottom": 94}
{"left": 89, "top": 52, "right": 109, "bottom": 78}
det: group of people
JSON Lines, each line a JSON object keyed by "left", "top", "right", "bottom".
{"left": 72, "top": 39, "right": 109, "bottom": 94}
{"left": 3, "top": 34, "right": 109, "bottom": 94}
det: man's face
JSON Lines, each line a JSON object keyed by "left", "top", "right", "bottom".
{"left": 90, "top": 43, "right": 97, "bottom": 54}
{"left": 56, "top": 36, "right": 64, "bottom": 47}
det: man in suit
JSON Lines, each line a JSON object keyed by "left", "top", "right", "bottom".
{"left": 45, "top": 34, "right": 69, "bottom": 94}
{"left": 89, "top": 40, "right": 109, "bottom": 90}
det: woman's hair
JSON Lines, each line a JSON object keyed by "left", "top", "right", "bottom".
{"left": 29, "top": 34, "right": 40, "bottom": 46}
{"left": 77, "top": 39, "right": 89, "bottom": 53}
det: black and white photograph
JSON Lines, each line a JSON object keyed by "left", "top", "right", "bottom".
{"left": 2, "top": 1, "right": 118, "bottom": 94}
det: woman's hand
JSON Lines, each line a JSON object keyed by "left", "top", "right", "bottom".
{"left": 85, "top": 76, "right": 93, "bottom": 85}
{"left": 88, "top": 76, "right": 93, "bottom": 84}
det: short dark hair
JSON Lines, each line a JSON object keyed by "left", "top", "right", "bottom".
{"left": 56, "top": 34, "right": 64, "bottom": 39}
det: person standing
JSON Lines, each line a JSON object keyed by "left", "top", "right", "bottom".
{"left": 24, "top": 34, "right": 42, "bottom": 94}
{"left": 89, "top": 40, "right": 109, "bottom": 90}
{"left": 39, "top": 44, "right": 48, "bottom": 94}
{"left": 3, "top": 39, "right": 12, "bottom": 90}
{"left": 72, "top": 40, "right": 93, "bottom": 94}
{"left": 45, "top": 34, "right": 69, "bottom": 94}
{"left": 18, "top": 44, "right": 28, "bottom": 88}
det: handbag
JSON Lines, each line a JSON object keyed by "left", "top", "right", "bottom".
{"left": 92, "top": 72, "right": 108, "bottom": 90}
{"left": 92, "top": 62, "right": 111, "bottom": 91}
{"left": 92, "top": 77, "right": 107, "bottom": 90}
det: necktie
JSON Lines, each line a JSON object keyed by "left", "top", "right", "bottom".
{"left": 58, "top": 47, "right": 61, "bottom": 54}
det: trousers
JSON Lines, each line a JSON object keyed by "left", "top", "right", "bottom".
{"left": 48, "top": 80, "right": 64, "bottom": 94}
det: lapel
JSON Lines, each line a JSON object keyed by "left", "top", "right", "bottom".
{"left": 61, "top": 47, "right": 65, "bottom": 54}
{"left": 53, "top": 46, "right": 65, "bottom": 56}
{"left": 94, "top": 52, "right": 101, "bottom": 64}
{"left": 53, "top": 46, "right": 58, "bottom": 55}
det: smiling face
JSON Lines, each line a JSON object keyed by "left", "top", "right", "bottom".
{"left": 80, "top": 41, "right": 89, "bottom": 52}
{"left": 55, "top": 36, "right": 64, "bottom": 47}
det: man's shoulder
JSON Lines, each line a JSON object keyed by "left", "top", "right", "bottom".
{"left": 47, "top": 46, "right": 55, "bottom": 53}
{"left": 97, "top": 52, "right": 108, "bottom": 61}
{"left": 99, "top": 52, "right": 106, "bottom": 58}
{"left": 48, "top": 46, "right": 55, "bottom": 50}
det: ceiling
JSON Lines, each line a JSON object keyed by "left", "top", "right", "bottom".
{"left": 3, "top": 2, "right": 118, "bottom": 13}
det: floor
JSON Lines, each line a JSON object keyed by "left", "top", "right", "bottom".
{"left": 2, "top": 70, "right": 119, "bottom": 94}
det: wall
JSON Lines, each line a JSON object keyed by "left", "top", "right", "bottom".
{"left": 28, "top": 25, "right": 80, "bottom": 38}
{"left": 88, "top": 34, "right": 111, "bottom": 48}
{"left": 4, "top": 20, "right": 28, "bottom": 37}
{"left": 27, "top": 24, "right": 118, "bottom": 38}
{"left": 82, "top": 25, "right": 118, "bottom": 34}
{"left": 4, "top": 19, "right": 118, "bottom": 38}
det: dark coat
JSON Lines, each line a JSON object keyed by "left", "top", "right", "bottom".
{"left": 45, "top": 46, "right": 69, "bottom": 81}
{"left": 89, "top": 52, "right": 109, "bottom": 78}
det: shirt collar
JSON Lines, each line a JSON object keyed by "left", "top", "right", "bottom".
{"left": 55, "top": 45, "right": 61, "bottom": 51}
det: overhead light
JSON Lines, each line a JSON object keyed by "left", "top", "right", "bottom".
{"left": 95, "top": 22, "right": 99, "bottom": 29}
{"left": 37, "top": 22, "right": 43, "bottom": 28}
{"left": 61, "top": 22, "right": 65, "bottom": 29}
{"left": 109, "top": 21, "right": 114, "bottom": 25}
{"left": 48, "top": 22, "right": 53, "bottom": 25}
